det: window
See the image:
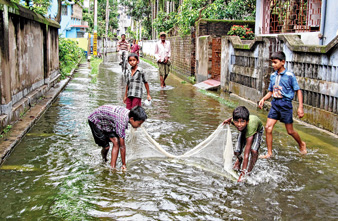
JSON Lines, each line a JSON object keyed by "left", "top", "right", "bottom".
{"left": 262, "top": 0, "right": 321, "bottom": 34}
{"left": 61, "top": 5, "right": 68, "bottom": 16}
{"left": 77, "top": 32, "right": 84, "bottom": 38}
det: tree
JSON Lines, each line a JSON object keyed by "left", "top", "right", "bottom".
{"left": 82, "top": 0, "right": 119, "bottom": 37}
{"left": 120, "top": 0, "right": 152, "bottom": 39}
{"left": 11, "top": 0, "right": 52, "bottom": 15}
{"left": 55, "top": 0, "right": 62, "bottom": 23}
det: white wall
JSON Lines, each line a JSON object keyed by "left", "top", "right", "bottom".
{"left": 142, "top": 40, "right": 157, "bottom": 57}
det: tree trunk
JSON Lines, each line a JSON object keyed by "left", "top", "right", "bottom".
{"left": 55, "top": 0, "right": 62, "bottom": 23}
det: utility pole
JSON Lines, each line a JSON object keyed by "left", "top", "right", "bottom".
{"left": 93, "top": 0, "right": 98, "bottom": 56}
{"left": 104, "top": 0, "right": 110, "bottom": 62}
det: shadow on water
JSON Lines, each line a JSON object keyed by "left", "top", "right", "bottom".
{"left": 0, "top": 53, "right": 337, "bottom": 220}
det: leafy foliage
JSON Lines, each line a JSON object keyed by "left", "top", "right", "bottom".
{"left": 11, "top": 0, "right": 52, "bottom": 15}
{"left": 59, "top": 38, "right": 85, "bottom": 79}
{"left": 227, "top": 25, "right": 254, "bottom": 40}
{"left": 82, "top": 0, "right": 119, "bottom": 37}
{"left": 176, "top": 0, "right": 209, "bottom": 35}
{"left": 153, "top": 11, "right": 178, "bottom": 33}
{"left": 203, "top": 0, "right": 256, "bottom": 20}
{"left": 120, "top": 0, "right": 152, "bottom": 39}
{"left": 153, "top": 0, "right": 256, "bottom": 36}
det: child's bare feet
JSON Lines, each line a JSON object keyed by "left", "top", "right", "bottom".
{"left": 233, "top": 158, "right": 242, "bottom": 171}
{"left": 259, "top": 153, "right": 273, "bottom": 159}
{"left": 299, "top": 141, "right": 307, "bottom": 155}
{"left": 121, "top": 165, "right": 127, "bottom": 171}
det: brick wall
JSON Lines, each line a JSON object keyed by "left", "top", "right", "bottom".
{"left": 196, "top": 19, "right": 255, "bottom": 37}
{"left": 167, "top": 36, "right": 193, "bottom": 80}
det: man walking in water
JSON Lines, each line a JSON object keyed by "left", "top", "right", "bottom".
{"left": 154, "top": 32, "right": 171, "bottom": 88}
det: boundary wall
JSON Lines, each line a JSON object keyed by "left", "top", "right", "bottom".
{"left": 221, "top": 34, "right": 338, "bottom": 134}
{"left": 0, "top": 0, "right": 60, "bottom": 131}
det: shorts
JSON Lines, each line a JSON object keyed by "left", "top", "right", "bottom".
{"left": 234, "top": 127, "right": 264, "bottom": 154}
{"left": 126, "top": 97, "right": 142, "bottom": 110}
{"left": 268, "top": 98, "right": 293, "bottom": 124}
{"left": 158, "top": 61, "right": 171, "bottom": 77}
{"left": 88, "top": 120, "right": 118, "bottom": 148}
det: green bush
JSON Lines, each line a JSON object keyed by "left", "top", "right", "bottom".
{"left": 59, "top": 38, "right": 85, "bottom": 79}
{"left": 227, "top": 25, "right": 254, "bottom": 40}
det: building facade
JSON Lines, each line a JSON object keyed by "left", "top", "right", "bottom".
{"left": 48, "top": 1, "right": 89, "bottom": 38}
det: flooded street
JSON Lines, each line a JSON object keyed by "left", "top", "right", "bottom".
{"left": 0, "top": 54, "right": 337, "bottom": 220}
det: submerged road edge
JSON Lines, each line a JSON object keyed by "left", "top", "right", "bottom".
{"left": 0, "top": 68, "right": 78, "bottom": 166}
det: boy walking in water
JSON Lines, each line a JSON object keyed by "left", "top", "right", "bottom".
{"left": 88, "top": 105, "right": 147, "bottom": 169}
{"left": 223, "top": 106, "right": 264, "bottom": 182}
{"left": 258, "top": 51, "right": 307, "bottom": 158}
{"left": 124, "top": 53, "right": 151, "bottom": 110}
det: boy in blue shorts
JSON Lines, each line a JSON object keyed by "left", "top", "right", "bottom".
{"left": 258, "top": 51, "right": 307, "bottom": 159}
{"left": 223, "top": 106, "right": 264, "bottom": 182}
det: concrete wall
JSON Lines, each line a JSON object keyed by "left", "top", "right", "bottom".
{"left": 142, "top": 40, "right": 157, "bottom": 58}
{"left": 195, "top": 36, "right": 211, "bottom": 83}
{"left": 221, "top": 34, "right": 338, "bottom": 134}
{"left": 0, "top": 0, "right": 60, "bottom": 130}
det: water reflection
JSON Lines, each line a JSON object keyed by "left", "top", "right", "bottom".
{"left": 0, "top": 53, "right": 337, "bottom": 219}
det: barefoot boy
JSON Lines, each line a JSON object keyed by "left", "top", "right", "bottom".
{"left": 258, "top": 51, "right": 307, "bottom": 158}
{"left": 223, "top": 106, "right": 264, "bottom": 182}
{"left": 88, "top": 105, "right": 147, "bottom": 169}
{"left": 124, "top": 53, "right": 151, "bottom": 110}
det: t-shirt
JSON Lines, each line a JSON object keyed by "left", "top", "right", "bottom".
{"left": 126, "top": 67, "right": 148, "bottom": 98}
{"left": 118, "top": 40, "right": 129, "bottom": 51}
{"left": 244, "top": 115, "right": 263, "bottom": 138}
{"left": 268, "top": 69, "right": 300, "bottom": 101}
{"left": 88, "top": 105, "right": 130, "bottom": 138}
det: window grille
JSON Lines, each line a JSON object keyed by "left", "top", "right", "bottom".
{"left": 262, "top": 0, "right": 321, "bottom": 34}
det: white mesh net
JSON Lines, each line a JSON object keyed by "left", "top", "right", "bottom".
{"left": 126, "top": 124, "right": 239, "bottom": 181}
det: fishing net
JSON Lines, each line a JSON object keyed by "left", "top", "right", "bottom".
{"left": 126, "top": 124, "right": 239, "bottom": 180}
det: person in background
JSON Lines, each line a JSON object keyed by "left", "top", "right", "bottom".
{"left": 258, "top": 51, "right": 307, "bottom": 159}
{"left": 131, "top": 39, "right": 140, "bottom": 57}
{"left": 117, "top": 34, "right": 130, "bottom": 65}
{"left": 154, "top": 32, "right": 171, "bottom": 88}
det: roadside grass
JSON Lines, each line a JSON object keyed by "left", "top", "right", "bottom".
{"left": 140, "top": 57, "right": 158, "bottom": 68}
{"left": 89, "top": 57, "right": 103, "bottom": 83}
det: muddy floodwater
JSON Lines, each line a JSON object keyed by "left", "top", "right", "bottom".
{"left": 0, "top": 54, "right": 337, "bottom": 220}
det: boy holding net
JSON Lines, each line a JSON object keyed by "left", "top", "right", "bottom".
{"left": 88, "top": 105, "right": 147, "bottom": 170}
{"left": 223, "top": 106, "right": 264, "bottom": 182}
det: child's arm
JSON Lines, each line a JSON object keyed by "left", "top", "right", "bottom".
{"left": 222, "top": 117, "right": 232, "bottom": 125}
{"left": 119, "top": 137, "right": 127, "bottom": 170}
{"left": 144, "top": 82, "right": 151, "bottom": 101}
{"left": 123, "top": 86, "right": 128, "bottom": 103}
{"left": 296, "top": 90, "right": 304, "bottom": 118}
{"left": 238, "top": 136, "right": 254, "bottom": 182}
{"left": 258, "top": 91, "right": 273, "bottom": 109}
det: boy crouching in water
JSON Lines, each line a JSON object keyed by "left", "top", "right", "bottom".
{"left": 88, "top": 105, "right": 147, "bottom": 170}
{"left": 223, "top": 106, "right": 264, "bottom": 182}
